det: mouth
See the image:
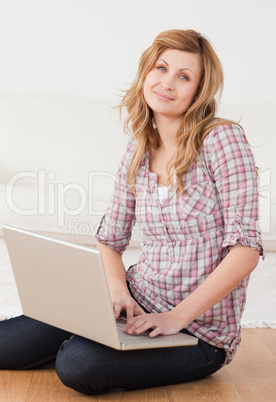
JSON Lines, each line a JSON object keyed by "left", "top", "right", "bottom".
{"left": 154, "top": 91, "right": 174, "bottom": 101}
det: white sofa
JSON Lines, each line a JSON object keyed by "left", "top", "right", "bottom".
{"left": 0, "top": 93, "right": 275, "bottom": 326}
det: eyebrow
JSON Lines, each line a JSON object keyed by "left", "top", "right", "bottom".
{"left": 158, "top": 58, "right": 194, "bottom": 75}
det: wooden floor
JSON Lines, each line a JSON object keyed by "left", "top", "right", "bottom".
{"left": 0, "top": 329, "right": 275, "bottom": 402}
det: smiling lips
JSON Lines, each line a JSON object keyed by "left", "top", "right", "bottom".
{"left": 154, "top": 90, "right": 174, "bottom": 101}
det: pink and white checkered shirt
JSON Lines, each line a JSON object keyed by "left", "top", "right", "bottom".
{"left": 96, "top": 124, "right": 265, "bottom": 364}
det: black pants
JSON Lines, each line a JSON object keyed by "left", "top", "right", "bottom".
{"left": 0, "top": 315, "right": 225, "bottom": 395}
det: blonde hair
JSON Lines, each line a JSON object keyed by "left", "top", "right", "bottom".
{"left": 119, "top": 29, "right": 241, "bottom": 193}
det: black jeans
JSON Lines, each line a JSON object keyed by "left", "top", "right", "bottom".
{"left": 0, "top": 315, "right": 225, "bottom": 395}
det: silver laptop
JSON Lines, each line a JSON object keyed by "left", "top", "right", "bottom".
{"left": 3, "top": 225, "right": 198, "bottom": 350}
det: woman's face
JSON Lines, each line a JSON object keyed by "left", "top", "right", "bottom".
{"left": 143, "top": 49, "right": 202, "bottom": 122}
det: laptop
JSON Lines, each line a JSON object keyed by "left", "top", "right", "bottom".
{"left": 3, "top": 225, "right": 198, "bottom": 350}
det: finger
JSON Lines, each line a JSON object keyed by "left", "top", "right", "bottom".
{"left": 126, "top": 305, "right": 134, "bottom": 321}
{"left": 123, "top": 317, "right": 144, "bottom": 334}
{"left": 126, "top": 318, "right": 153, "bottom": 335}
{"left": 134, "top": 321, "right": 154, "bottom": 334}
{"left": 149, "top": 327, "right": 162, "bottom": 337}
{"left": 127, "top": 301, "right": 145, "bottom": 321}
{"left": 113, "top": 303, "right": 122, "bottom": 319}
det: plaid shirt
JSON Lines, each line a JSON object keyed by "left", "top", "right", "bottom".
{"left": 96, "top": 124, "right": 265, "bottom": 364}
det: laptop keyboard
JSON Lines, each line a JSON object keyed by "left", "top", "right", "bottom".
{"left": 116, "top": 317, "right": 151, "bottom": 341}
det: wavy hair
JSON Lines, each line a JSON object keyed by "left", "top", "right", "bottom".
{"left": 119, "top": 29, "right": 244, "bottom": 194}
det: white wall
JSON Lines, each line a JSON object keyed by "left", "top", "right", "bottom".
{"left": 0, "top": 0, "right": 275, "bottom": 104}
{"left": 0, "top": 0, "right": 275, "bottom": 241}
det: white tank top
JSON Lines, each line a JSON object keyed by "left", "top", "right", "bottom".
{"left": 157, "top": 186, "right": 169, "bottom": 202}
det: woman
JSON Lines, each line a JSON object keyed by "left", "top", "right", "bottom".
{"left": 0, "top": 29, "right": 264, "bottom": 394}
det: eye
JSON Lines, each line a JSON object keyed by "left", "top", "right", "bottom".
{"left": 157, "top": 66, "right": 166, "bottom": 72}
{"left": 180, "top": 74, "right": 189, "bottom": 81}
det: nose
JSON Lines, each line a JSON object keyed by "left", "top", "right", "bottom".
{"left": 160, "top": 74, "right": 174, "bottom": 90}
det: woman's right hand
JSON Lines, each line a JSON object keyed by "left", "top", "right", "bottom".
{"left": 112, "top": 294, "right": 146, "bottom": 321}
{"left": 96, "top": 243, "right": 145, "bottom": 321}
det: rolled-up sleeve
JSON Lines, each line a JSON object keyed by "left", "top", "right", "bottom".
{"left": 95, "top": 140, "right": 136, "bottom": 254}
{"left": 208, "top": 124, "right": 265, "bottom": 259}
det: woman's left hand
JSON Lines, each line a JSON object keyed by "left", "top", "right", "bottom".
{"left": 123, "top": 310, "right": 184, "bottom": 337}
